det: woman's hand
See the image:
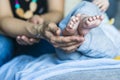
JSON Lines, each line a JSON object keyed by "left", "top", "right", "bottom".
{"left": 16, "top": 36, "right": 39, "bottom": 45}
{"left": 93, "top": 0, "right": 109, "bottom": 12}
{"left": 16, "top": 15, "right": 43, "bottom": 45}
{"left": 42, "top": 23, "right": 85, "bottom": 52}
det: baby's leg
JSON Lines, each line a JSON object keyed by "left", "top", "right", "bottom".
{"left": 57, "top": 1, "right": 120, "bottom": 60}
{"left": 78, "top": 14, "right": 104, "bottom": 36}
{"left": 0, "top": 18, "right": 43, "bottom": 38}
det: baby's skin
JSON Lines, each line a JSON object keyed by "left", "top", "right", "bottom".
{"left": 62, "top": 14, "right": 104, "bottom": 36}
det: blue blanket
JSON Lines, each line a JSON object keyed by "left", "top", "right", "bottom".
{"left": 0, "top": 54, "right": 120, "bottom": 80}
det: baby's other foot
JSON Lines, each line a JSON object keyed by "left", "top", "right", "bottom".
{"left": 62, "top": 14, "right": 81, "bottom": 36}
{"left": 78, "top": 15, "right": 104, "bottom": 36}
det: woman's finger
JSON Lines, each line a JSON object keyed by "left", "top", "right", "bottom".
{"left": 16, "top": 36, "right": 28, "bottom": 45}
{"left": 47, "top": 23, "right": 61, "bottom": 35}
{"left": 54, "top": 41, "right": 78, "bottom": 48}
{"left": 29, "top": 38, "right": 40, "bottom": 43}
{"left": 97, "top": 3, "right": 103, "bottom": 9}
{"left": 21, "top": 36, "right": 34, "bottom": 45}
{"left": 93, "top": 0, "right": 109, "bottom": 12}
{"left": 44, "top": 30, "right": 84, "bottom": 47}
{"left": 16, "top": 36, "right": 23, "bottom": 45}
{"left": 61, "top": 43, "right": 82, "bottom": 53}
{"left": 44, "top": 29, "right": 55, "bottom": 41}
{"left": 54, "top": 37, "right": 84, "bottom": 48}
{"left": 55, "top": 35, "right": 84, "bottom": 44}
{"left": 100, "top": 6, "right": 106, "bottom": 12}
{"left": 93, "top": 0, "right": 101, "bottom": 6}
{"left": 52, "top": 36, "right": 84, "bottom": 48}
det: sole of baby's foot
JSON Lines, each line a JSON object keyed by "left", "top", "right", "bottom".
{"left": 62, "top": 14, "right": 81, "bottom": 36}
{"left": 78, "top": 15, "right": 104, "bottom": 36}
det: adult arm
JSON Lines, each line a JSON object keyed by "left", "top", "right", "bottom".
{"left": 40, "top": 0, "right": 64, "bottom": 23}
{"left": 0, "top": 0, "right": 38, "bottom": 38}
{"left": 16, "top": 0, "right": 64, "bottom": 45}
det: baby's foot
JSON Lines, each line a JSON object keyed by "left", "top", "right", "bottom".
{"left": 62, "top": 14, "right": 81, "bottom": 36}
{"left": 78, "top": 15, "right": 104, "bottom": 36}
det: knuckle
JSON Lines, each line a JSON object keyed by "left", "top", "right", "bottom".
{"left": 54, "top": 44, "right": 59, "bottom": 48}
{"left": 51, "top": 40, "right": 56, "bottom": 44}
{"left": 49, "top": 37, "right": 55, "bottom": 43}
{"left": 76, "top": 45, "right": 80, "bottom": 49}
{"left": 49, "top": 38, "right": 53, "bottom": 43}
{"left": 62, "top": 48, "right": 68, "bottom": 52}
{"left": 69, "top": 49, "right": 75, "bottom": 53}
{"left": 65, "top": 48, "right": 70, "bottom": 52}
{"left": 44, "top": 31, "right": 48, "bottom": 36}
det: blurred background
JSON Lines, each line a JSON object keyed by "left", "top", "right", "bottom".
{"left": 115, "top": 0, "right": 120, "bottom": 29}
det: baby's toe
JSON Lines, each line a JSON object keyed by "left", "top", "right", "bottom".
{"left": 88, "top": 17, "right": 93, "bottom": 22}
{"left": 96, "top": 15, "right": 100, "bottom": 19}
{"left": 92, "top": 16, "right": 97, "bottom": 20}
{"left": 99, "top": 15, "right": 104, "bottom": 20}
{"left": 85, "top": 20, "right": 91, "bottom": 26}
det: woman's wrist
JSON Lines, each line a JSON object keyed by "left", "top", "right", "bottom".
{"left": 25, "top": 23, "right": 43, "bottom": 39}
{"left": 34, "top": 24, "right": 44, "bottom": 39}
{"left": 33, "top": 22, "right": 49, "bottom": 39}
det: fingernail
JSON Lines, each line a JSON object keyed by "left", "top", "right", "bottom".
{"left": 17, "top": 36, "right": 20, "bottom": 39}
